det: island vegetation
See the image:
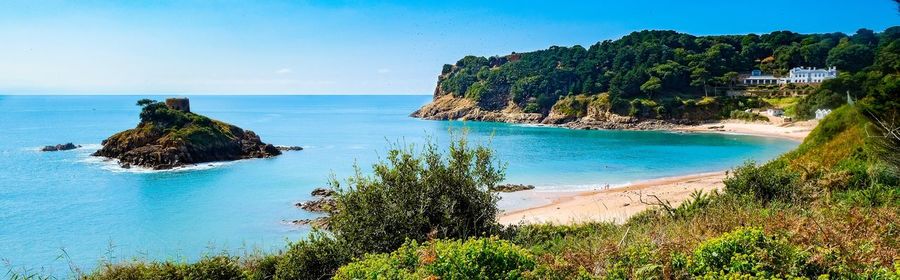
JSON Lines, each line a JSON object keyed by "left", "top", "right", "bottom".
{"left": 92, "top": 98, "right": 282, "bottom": 170}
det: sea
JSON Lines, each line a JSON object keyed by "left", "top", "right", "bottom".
{"left": 0, "top": 95, "right": 797, "bottom": 276}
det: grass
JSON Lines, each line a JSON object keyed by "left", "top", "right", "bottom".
{"left": 763, "top": 96, "right": 800, "bottom": 117}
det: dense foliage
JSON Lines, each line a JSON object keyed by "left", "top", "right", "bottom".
{"left": 335, "top": 238, "right": 537, "bottom": 280}
{"left": 102, "top": 99, "right": 241, "bottom": 153}
{"left": 688, "top": 227, "right": 815, "bottom": 278}
{"left": 437, "top": 27, "right": 898, "bottom": 119}
{"left": 327, "top": 135, "right": 505, "bottom": 255}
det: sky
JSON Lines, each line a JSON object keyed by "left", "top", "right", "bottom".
{"left": 0, "top": 0, "right": 897, "bottom": 95}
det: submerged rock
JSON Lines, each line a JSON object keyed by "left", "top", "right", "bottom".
{"left": 288, "top": 217, "right": 330, "bottom": 229}
{"left": 491, "top": 184, "right": 536, "bottom": 193}
{"left": 295, "top": 197, "right": 336, "bottom": 213}
{"left": 92, "top": 98, "right": 282, "bottom": 170}
{"left": 41, "top": 143, "right": 80, "bottom": 152}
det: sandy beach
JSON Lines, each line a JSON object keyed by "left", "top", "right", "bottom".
{"left": 672, "top": 120, "right": 817, "bottom": 141}
{"left": 499, "top": 172, "right": 727, "bottom": 225}
{"left": 499, "top": 121, "right": 813, "bottom": 225}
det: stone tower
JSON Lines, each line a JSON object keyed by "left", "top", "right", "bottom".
{"left": 165, "top": 98, "right": 190, "bottom": 113}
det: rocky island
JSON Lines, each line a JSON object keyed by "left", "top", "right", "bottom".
{"left": 92, "top": 98, "right": 282, "bottom": 170}
{"left": 41, "top": 143, "right": 81, "bottom": 152}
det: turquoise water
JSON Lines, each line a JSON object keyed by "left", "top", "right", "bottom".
{"left": 0, "top": 95, "right": 797, "bottom": 275}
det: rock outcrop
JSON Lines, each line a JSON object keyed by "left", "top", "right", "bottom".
{"left": 92, "top": 98, "right": 282, "bottom": 170}
{"left": 310, "top": 187, "right": 336, "bottom": 197}
{"left": 287, "top": 217, "right": 330, "bottom": 229}
{"left": 276, "top": 145, "right": 304, "bottom": 151}
{"left": 412, "top": 94, "right": 693, "bottom": 130}
{"left": 41, "top": 143, "right": 81, "bottom": 152}
{"left": 411, "top": 94, "right": 544, "bottom": 123}
{"left": 289, "top": 187, "right": 336, "bottom": 229}
{"left": 296, "top": 187, "right": 337, "bottom": 213}
{"left": 295, "top": 198, "right": 335, "bottom": 213}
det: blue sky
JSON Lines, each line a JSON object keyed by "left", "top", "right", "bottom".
{"left": 0, "top": 1, "right": 897, "bottom": 95}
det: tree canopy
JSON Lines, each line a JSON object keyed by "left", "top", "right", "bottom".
{"left": 437, "top": 28, "right": 898, "bottom": 114}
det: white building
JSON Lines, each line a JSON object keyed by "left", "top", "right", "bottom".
{"left": 742, "top": 70, "right": 779, "bottom": 85}
{"left": 766, "top": 108, "right": 784, "bottom": 117}
{"left": 778, "top": 67, "right": 837, "bottom": 84}
{"left": 815, "top": 109, "right": 832, "bottom": 120}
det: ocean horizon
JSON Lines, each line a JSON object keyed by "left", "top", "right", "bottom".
{"left": 0, "top": 95, "right": 797, "bottom": 275}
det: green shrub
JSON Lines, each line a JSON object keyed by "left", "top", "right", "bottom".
{"left": 604, "top": 244, "right": 663, "bottom": 280}
{"left": 85, "top": 256, "right": 244, "bottom": 280}
{"left": 628, "top": 98, "right": 660, "bottom": 118}
{"left": 834, "top": 182, "right": 900, "bottom": 207}
{"left": 328, "top": 134, "right": 505, "bottom": 255}
{"left": 524, "top": 102, "right": 541, "bottom": 113}
{"left": 689, "top": 228, "right": 815, "bottom": 278}
{"left": 186, "top": 256, "right": 244, "bottom": 280}
{"left": 274, "top": 232, "right": 350, "bottom": 280}
{"left": 728, "top": 110, "right": 768, "bottom": 122}
{"left": 84, "top": 262, "right": 187, "bottom": 280}
{"left": 334, "top": 237, "right": 537, "bottom": 280}
{"left": 501, "top": 223, "right": 617, "bottom": 255}
{"left": 242, "top": 254, "right": 280, "bottom": 280}
{"left": 550, "top": 94, "right": 595, "bottom": 118}
{"left": 724, "top": 161, "right": 803, "bottom": 203}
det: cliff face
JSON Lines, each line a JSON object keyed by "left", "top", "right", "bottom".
{"left": 410, "top": 94, "right": 544, "bottom": 123}
{"left": 93, "top": 100, "right": 281, "bottom": 169}
{"left": 413, "top": 88, "right": 687, "bottom": 130}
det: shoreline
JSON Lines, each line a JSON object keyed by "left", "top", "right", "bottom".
{"left": 499, "top": 171, "right": 728, "bottom": 225}
{"left": 671, "top": 120, "right": 815, "bottom": 141}
{"left": 429, "top": 114, "right": 815, "bottom": 225}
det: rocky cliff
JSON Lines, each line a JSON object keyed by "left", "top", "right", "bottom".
{"left": 412, "top": 91, "right": 690, "bottom": 130}
{"left": 93, "top": 99, "right": 281, "bottom": 170}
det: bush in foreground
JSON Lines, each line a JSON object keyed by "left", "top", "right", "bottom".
{"left": 724, "top": 160, "right": 802, "bottom": 203}
{"left": 334, "top": 237, "right": 537, "bottom": 280}
{"left": 272, "top": 232, "right": 350, "bottom": 280}
{"left": 85, "top": 256, "right": 243, "bottom": 280}
{"left": 688, "top": 227, "right": 816, "bottom": 278}
{"left": 327, "top": 133, "right": 505, "bottom": 255}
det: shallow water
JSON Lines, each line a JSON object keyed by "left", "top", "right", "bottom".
{"left": 0, "top": 95, "right": 797, "bottom": 275}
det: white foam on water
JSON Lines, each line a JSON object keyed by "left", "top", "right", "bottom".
{"left": 511, "top": 123, "right": 551, "bottom": 128}
{"left": 76, "top": 152, "right": 239, "bottom": 174}
{"left": 79, "top": 143, "right": 103, "bottom": 150}
{"left": 527, "top": 181, "right": 631, "bottom": 192}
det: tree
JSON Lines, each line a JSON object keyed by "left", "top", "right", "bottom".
{"left": 136, "top": 99, "right": 157, "bottom": 107}
{"left": 800, "top": 41, "right": 831, "bottom": 67}
{"left": 648, "top": 60, "right": 690, "bottom": 90}
{"left": 327, "top": 134, "right": 505, "bottom": 255}
{"left": 827, "top": 40, "right": 875, "bottom": 72}
{"left": 851, "top": 28, "right": 877, "bottom": 46}
{"left": 875, "top": 39, "right": 900, "bottom": 74}
{"left": 640, "top": 76, "right": 663, "bottom": 98}
{"left": 691, "top": 67, "right": 711, "bottom": 96}
{"left": 704, "top": 43, "right": 741, "bottom": 75}
{"left": 774, "top": 44, "right": 803, "bottom": 71}
{"left": 722, "top": 71, "right": 740, "bottom": 88}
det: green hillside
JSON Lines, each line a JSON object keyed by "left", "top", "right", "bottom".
{"left": 430, "top": 27, "right": 898, "bottom": 121}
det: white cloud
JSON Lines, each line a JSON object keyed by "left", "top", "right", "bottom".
{"left": 376, "top": 68, "right": 391, "bottom": 74}
{"left": 276, "top": 68, "right": 293, "bottom": 74}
